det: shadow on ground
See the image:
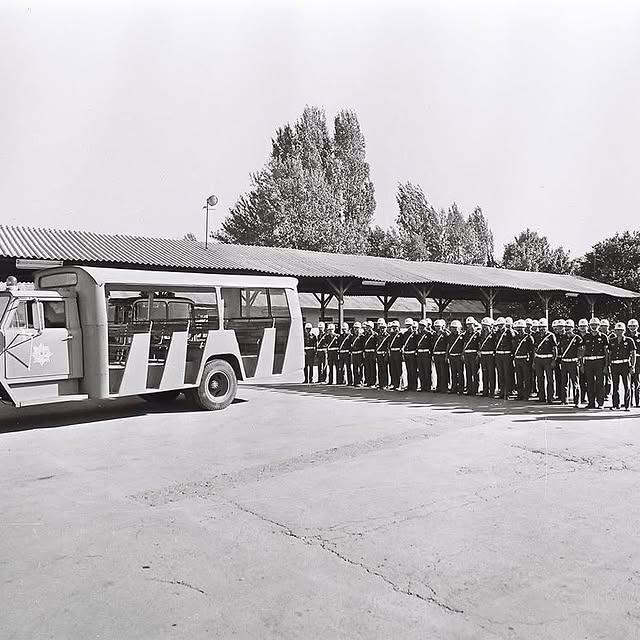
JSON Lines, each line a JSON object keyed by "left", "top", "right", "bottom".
{"left": 251, "top": 382, "right": 639, "bottom": 423}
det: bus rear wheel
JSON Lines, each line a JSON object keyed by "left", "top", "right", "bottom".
{"left": 186, "top": 359, "right": 237, "bottom": 411}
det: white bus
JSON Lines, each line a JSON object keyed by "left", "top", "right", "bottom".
{"left": 0, "top": 266, "right": 303, "bottom": 410}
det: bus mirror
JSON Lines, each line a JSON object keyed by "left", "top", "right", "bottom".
{"left": 34, "top": 301, "right": 45, "bottom": 332}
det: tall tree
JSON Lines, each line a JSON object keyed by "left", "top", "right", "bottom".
{"left": 465, "top": 206, "right": 495, "bottom": 266}
{"left": 217, "top": 106, "right": 375, "bottom": 253}
{"left": 441, "top": 203, "right": 467, "bottom": 264}
{"left": 502, "top": 228, "right": 573, "bottom": 273}
{"left": 395, "top": 182, "right": 442, "bottom": 261}
{"left": 366, "top": 225, "right": 404, "bottom": 258}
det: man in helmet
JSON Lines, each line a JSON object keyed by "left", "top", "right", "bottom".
{"left": 375, "top": 318, "right": 390, "bottom": 390}
{"left": 599, "top": 319, "right": 613, "bottom": 399}
{"left": 303, "top": 322, "right": 317, "bottom": 383}
{"left": 388, "top": 320, "right": 404, "bottom": 390}
{"left": 432, "top": 319, "right": 449, "bottom": 392}
{"left": 551, "top": 320, "right": 566, "bottom": 401}
{"left": 350, "top": 322, "right": 365, "bottom": 387}
{"left": 513, "top": 320, "right": 534, "bottom": 400}
{"left": 495, "top": 315, "right": 515, "bottom": 400}
{"left": 447, "top": 320, "right": 465, "bottom": 394}
{"left": 524, "top": 318, "right": 534, "bottom": 336}
{"left": 463, "top": 316, "right": 481, "bottom": 395}
{"left": 315, "top": 321, "right": 328, "bottom": 383}
{"left": 580, "top": 317, "right": 609, "bottom": 409}
{"left": 577, "top": 318, "right": 590, "bottom": 403}
{"left": 609, "top": 321, "right": 636, "bottom": 411}
{"left": 627, "top": 318, "right": 640, "bottom": 407}
{"left": 363, "top": 321, "right": 378, "bottom": 387}
{"left": 325, "top": 324, "right": 340, "bottom": 385}
{"left": 558, "top": 319, "right": 582, "bottom": 406}
{"left": 478, "top": 317, "right": 497, "bottom": 397}
{"left": 416, "top": 319, "right": 433, "bottom": 392}
{"left": 533, "top": 317, "right": 558, "bottom": 404}
{"left": 337, "top": 322, "right": 353, "bottom": 386}
{"left": 401, "top": 318, "right": 419, "bottom": 391}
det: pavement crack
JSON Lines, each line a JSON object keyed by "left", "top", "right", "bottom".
{"left": 219, "top": 495, "right": 463, "bottom": 615}
{"left": 149, "top": 577, "right": 207, "bottom": 595}
{"left": 512, "top": 445, "right": 595, "bottom": 465}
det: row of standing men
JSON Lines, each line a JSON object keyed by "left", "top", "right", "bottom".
{"left": 303, "top": 316, "right": 639, "bottom": 411}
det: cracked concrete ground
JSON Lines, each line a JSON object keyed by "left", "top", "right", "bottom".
{"left": 1, "top": 384, "right": 639, "bottom": 639}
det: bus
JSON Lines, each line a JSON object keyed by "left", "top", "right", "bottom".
{"left": 0, "top": 266, "right": 303, "bottom": 410}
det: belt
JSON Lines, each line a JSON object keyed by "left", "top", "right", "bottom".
{"left": 365, "top": 349, "right": 376, "bottom": 353}
{"left": 496, "top": 350, "right": 512, "bottom": 354}
{"left": 390, "top": 348, "right": 402, "bottom": 352}
{"left": 584, "top": 355, "right": 604, "bottom": 360}
{"left": 404, "top": 350, "right": 415, "bottom": 355}
{"left": 449, "top": 353, "right": 462, "bottom": 357}
{"left": 480, "top": 351, "right": 494, "bottom": 355}
{"left": 562, "top": 358, "right": 578, "bottom": 362}
{"left": 515, "top": 355, "right": 529, "bottom": 359}
{"left": 339, "top": 350, "right": 350, "bottom": 354}
{"left": 328, "top": 348, "right": 339, "bottom": 351}
{"left": 535, "top": 354, "right": 553, "bottom": 358}
{"left": 611, "top": 359, "right": 629, "bottom": 364}
{"left": 464, "top": 349, "right": 477, "bottom": 354}
{"left": 304, "top": 347, "right": 315, "bottom": 351}
{"left": 318, "top": 348, "right": 328, "bottom": 352}
{"left": 433, "top": 351, "right": 446, "bottom": 355}
{"left": 351, "top": 350, "right": 363, "bottom": 355}
{"left": 417, "top": 349, "right": 430, "bottom": 353}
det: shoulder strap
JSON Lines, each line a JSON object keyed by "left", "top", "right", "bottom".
{"left": 479, "top": 333, "right": 492, "bottom": 351}
{"left": 560, "top": 335, "right": 577, "bottom": 359}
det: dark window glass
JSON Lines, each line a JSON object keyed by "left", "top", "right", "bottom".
{"left": 269, "top": 289, "right": 290, "bottom": 318}
{"left": 9, "top": 300, "right": 36, "bottom": 329}
{"left": 43, "top": 301, "right": 67, "bottom": 328}
{"left": 167, "top": 301, "right": 192, "bottom": 319}
{"left": 134, "top": 300, "right": 167, "bottom": 321}
{"left": 241, "top": 288, "right": 269, "bottom": 318}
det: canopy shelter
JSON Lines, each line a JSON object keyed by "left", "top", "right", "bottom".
{"left": 0, "top": 224, "right": 637, "bottom": 326}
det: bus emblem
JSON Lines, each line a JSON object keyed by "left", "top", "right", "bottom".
{"left": 33, "top": 343, "right": 52, "bottom": 366}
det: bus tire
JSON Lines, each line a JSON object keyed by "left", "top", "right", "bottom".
{"left": 139, "top": 390, "right": 181, "bottom": 403}
{"left": 186, "top": 359, "right": 237, "bottom": 411}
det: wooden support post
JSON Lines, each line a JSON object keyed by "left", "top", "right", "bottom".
{"left": 326, "top": 278, "right": 354, "bottom": 328}
{"left": 436, "top": 298, "right": 452, "bottom": 318}
{"left": 585, "top": 295, "right": 596, "bottom": 319}
{"left": 411, "top": 284, "right": 433, "bottom": 321}
{"left": 537, "top": 293, "right": 551, "bottom": 321}
{"left": 480, "top": 288, "right": 497, "bottom": 319}
{"left": 376, "top": 294, "right": 398, "bottom": 321}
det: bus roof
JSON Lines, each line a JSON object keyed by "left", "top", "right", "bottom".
{"left": 36, "top": 266, "right": 299, "bottom": 291}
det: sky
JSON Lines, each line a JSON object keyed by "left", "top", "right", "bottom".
{"left": 1, "top": 0, "right": 639, "bottom": 258}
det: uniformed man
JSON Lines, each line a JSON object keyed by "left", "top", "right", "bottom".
{"left": 558, "top": 320, "right": 582, "bottom": 406}
{"left": 375, "top": 318, "right": 390, "bottom": 390}
{"left": 577, "top": 318, "right": 589, "bottom": 404}
{"left": 609, "top": 322, "right": 636, "bottom": 411}
{"left": 524, "top": 318, "right": 534, "bottom": 335}
{"left": 600, "top": 319, "right": 613, "bottom": 400}
{"left": 462, "top": 316, "right": 480, "bottom": 395}
{"left": 513, "top": 320, "right": 534, "bottom": 400}
{"left": 447, "top": 320, "right": 465, "bottom": 394}
{"left": 303, "top": 322, "right": 317, "bottom": 383}
{"left": 402, "top": 318, "right": 419, "bottom": 391}
{"left": 315, "top": 321, "right": 328, "bottom": 383}
{"left": 337, "top": 322, "right": 353, "bottom": 385}
{"left": 533, "top": 317, "right": 558, "bottom": 404}
{"left": 495, "top": 316, "right": 515, "bottom": 399}
{"left": 416, "top": 319, "right": 433, "bottom": 392}
{"left": 363, "top": 321, "right": 378, "bottom": 387}
{"left": 325, "top": 324, "right": 340, "bottom": 385}
{"left": 551, "top": 319, "right": 565, "bottom": 400}
{"left": 580, "top": 317, "right": 609, "bottom": 409}
{"left": 350, "top": 322, "right": 365, "bottom": 387}
{"left": 627, "top": 318, "right": 640, "bottom": 407}
{"left": 387, "top": 321, "right": 404, "bottom": 390}
{"left": 529, "top": 319, "right": 540, "bottom": 396}
{"left": 432, "top": 319, "right": 449, "bottom": 392}
{"left": 478, "top": 317, "right": 497, "bottom": 397}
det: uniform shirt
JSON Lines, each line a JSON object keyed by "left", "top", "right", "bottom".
{"left": 416, "top": 330, "right": 434, "bottom": 354}
{"left": 581, "top": 332, "right": 608, "bottom": 358}
{"left": 325, "top": 333, "right": 339, "bottom": 352}
{"left": 338, "top": 333, "right": 352, "bottom": 352}
{"left": 495, "top": 328, "right": 515, "bottom": 354}
{"left": 304, "top": 331, "right": 318, "bottom": 350}
{"left": 477, "top": 330, "right": 497, "bottom": 354}
{"left": 316, "top": 333, "right": 330, "bottom": 350}
{"left": 558, "top": 333, "right": 583, "bottom": 360}
{"left": 447, "top": 332, "right": 464, "bottom": 357}
{"left": 375, "top": 332, "right": 390, "bottom": 354}
{"left": 608, "top": 335, "right": 636, "bottom": 362}
{"left": 363, "top": 332, "right": 378, "bottom": 353}
{"left": 534, "top": 331, "right": 558, "bottom": 356}
{"left": 350, "top": 334, "right": 366, "bottom": 354}
{"left": 432, "top": 332, "right": 448, "bottom": 355}
{"left": 513, "top": 333, "right": 535, "bottom": 358}
{"left": 462, "top": 329, "right": 481, "bottom": 352}
{"left": 388, "top": 332, "right": 405, "bottom": 353}
{"left": 402, "top": 330, "right": 419, "bottom": 354}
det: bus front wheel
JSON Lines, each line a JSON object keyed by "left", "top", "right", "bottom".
{"left": 186, "top": 359, "right": 237, "bottom": 411}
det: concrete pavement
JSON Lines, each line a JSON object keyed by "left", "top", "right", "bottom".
{"left": 1, "top": 385, "right": 639, "bottom": 639}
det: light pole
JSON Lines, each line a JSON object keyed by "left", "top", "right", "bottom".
{"left": 203, "top": 194, "right": 218, "bottom": 249}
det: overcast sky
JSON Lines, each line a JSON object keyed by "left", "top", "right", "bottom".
{"left": 1, "top": 0, "right": 639, "bottom": 257}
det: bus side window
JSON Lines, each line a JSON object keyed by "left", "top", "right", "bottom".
{"left": 9, "top": 300, "right": 35, "bottom": 329}
{"left": 42, "top": 301, "right": 67, "bottom": 329}
{"left": 268, "top": 289, "right": 290, "bottom": 317}
{"left": 221, "top": 288, "right": 241, "bottom": 323}
{"left": 241, "top": 288, "right": 269, "bottom": 318}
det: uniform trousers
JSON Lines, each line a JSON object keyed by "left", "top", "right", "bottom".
{"left": 315, "top": 349, "right": 327, "bottom": 383}
{"left": 632, "top": 370, "right": 640, "bottom": 407}
{"left": 326, "top": 349, "right": 339, "bottom": 384}
{"left": 560, "top": 360, "right": 579, "bottom": 405}
{"left": 449, "top": 355, "right": 464, "bottom": 394}
{"left": 463, "top": 353, "right": 479, "bottom": 395}
{"left": 376, "top": 353, "right": 389, "bottom": 389}
{"left": 554, "top": 362, "right": 563, "bottom": 400}
{"left": 338, "top": 351, "right": 352, "bottom": 385}
{"left": 534, "top": 356, "right": 555, "bottom": 403}
{"left": 417, "top": 352, "right": 432, "bottom": 391}
{"left": 480, "top": 354, "right": 496, "bottom": 396}
{"left": 351, "top": 353, "right": 364, "bottom": 387}
{"left": 514, "top": 357, "right": 531, "bottom": 400}
{"left": 404, "top": 353, "right": 418, "bottom": 391}
{"left": 611, "top": 362, "right": 631, "bottom": 409}
{"left": 304, "top": 349, "right": 315, "bottom": 383}
{"left": 584, "top": 358, "right": 606, "bottom": 408}
{"left": 433, "top": 354, "right": 448, "bottom": 392}
{"left": 364, "top": 351, "right": 377, "bottom": 386}
{"left": 389, "top": 350, "right": 403, "bottom": 389}
{"left": 495, "top": 353, "right": 513, "bottom": 399}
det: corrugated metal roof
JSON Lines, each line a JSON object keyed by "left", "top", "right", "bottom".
{"left": 0, "top": 224, "right": 637, "bottom": 298}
